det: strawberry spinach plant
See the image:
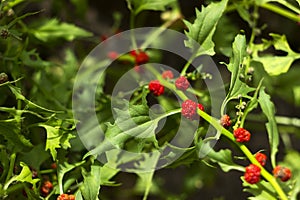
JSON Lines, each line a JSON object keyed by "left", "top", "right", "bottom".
{"left": 1, "top": 0, "right": 300, "bottom": 199}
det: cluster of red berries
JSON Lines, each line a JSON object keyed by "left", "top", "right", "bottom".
{"left": 41, "top": 181, "right": 53, "bottom": 196}
{"left": 148, "top": 80, "right": 164, "bottom": 96}
{"left": 244, "top": 164, "right": 261, "bottom": 184}
{"left": 175, "top": 76, "right": 190, "bottom": 91}
{"left": 243, "top": 152, "right": 292, "bottom": 184}
{"left": 57, "top": 194, "right": 75, "bottom": 200}
{"left": 148, "top": 71, "right": 191, "bottom": 96}
{"left": 233, "top": 127, "right": 251, "bottom": 143}
{"left": 273, "top": 165, "right": 292, "bottom": 182}
{"left": 181, "top": 99, "right": 204, "bottom": 120}
{"left": 220, "top": 114, "right": 231, "bottom": 128}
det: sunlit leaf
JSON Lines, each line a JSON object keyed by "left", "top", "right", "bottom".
{"left": 208, "top": 149, "right": 244, "bottom": 172}
{"left": 4, "top": 162, "right": 39, "bottom": 190}
{"left": 126, "top": 0, "right": 176, "bottom": 15}
{"left": 31, "top": 19, "right": 93, "bottom": 42}
{"left": 184, "top": 0, "right": 228, "bottom": 56}
{"left": 242, "top": 178, "right": 277, "bottom": 199}
{"left": 222, "top": 34, "right": 255, "bottom": 114}
{"left": 80, "top": 163, "right": 102, "bottom": 200}
{"left": 258, "top": 87, "right": 279, "bottom": 167}
{"left": 252, "top": 34, "right": 300, "bottom": 76}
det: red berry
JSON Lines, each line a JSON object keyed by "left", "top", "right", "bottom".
{"left": 41, "top": 181, "right": 53, "bottom": 196}
{"left": 255, "top": 152, "right": 267, "bottom": 166}
{"left": 273, "top": 166, "right": 292, "bottom": 182}
{"left": 148, "top": 80, "right": 164, "bottom": 96}
{"left": 244, "top": 164, "right": 261, "bottom": 184}
{"left": 233, "top": 127, "right": 251, "bottom": 143}
{"left": 107, "top": 51, "right": 119, "bottom": 60}
{"left": 130, "top": 50, "right": 149, "bottom": 65}
{"left": 220, "top": 114, "right": 231, "bottom": 128}
{"left": 175, "top": 76, "right": 190, "bottom": 91}
{"left": 69, "top": 195, "right": 75, "bottom": 200}
{"left": 162, "top": 70, "right": 174, "bottom": 79}
{"left": 51, "top": 163, "right": 57, "bottom": 169}
{"left": 181, "top": 99, "right": 204, "bottom": 120}
{"left": 57, "top": 194, "right": 70, "bottom": 200}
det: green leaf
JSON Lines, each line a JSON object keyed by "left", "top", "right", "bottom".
{"left": 0, "top": 149, "right": 10, "bottom": 181}
{"left": 184, "top": 0, "right": 228, "bottom": 56}
{"left": 221, "top": 34, "right": 255, "bottom": 114}
{"left": 86, "top": 100, "right": 176, "bottom": 157}
{"left": 8, "top": 84, "right": 60, "bottom": 113}
{"left": 31, "top": 18, "right": 93, "bottom": 42}
{"left": 57, "top": 160, "right": 85, "bottom": 194}
{"left": 258, "top": 87, "right": 279, "bottom": 168}
{"left": 242, "top": 177, "right": 277, "bottom": 199}
{"left": 126, "top": 0, "right": 176, "bottom": 15}
{"left": 252, "top": 34, "right": 300, "bottom": 76}
{"left": 20, "top": 49, "right": 52, "bottom": 69}
{"left": 0, "top": 119, "right": 33, "bottom": 152}
{"left": 207, "top": 149, "right": 244, "bottom": 172}
{"left": 19, "top": 144, "right": 50, "bottom": 170}
{"left": 4, "top": 162, "right": 39, "bottom": 190}
{"left": 80, "top": 163, "right": 102, "bottom": 200}
{"left": 39, "top": 118, "right": 75, "bottom": 160}
{"left": 131, "top": 153, "right": 160, "bottom": 200}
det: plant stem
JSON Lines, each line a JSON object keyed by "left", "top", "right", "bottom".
{"left": 130, "top": 13, "right": 138, "bottom": 50}
{"left": 260, "top": 3, "right": 300, "bottom": 22}
{"left": 147, "top": 64, "right": 288, "bottom": 199}
{"left": 5, "top": 153, "right": 16, "bottom": 183}
{"left": 180, "top": 54, "right": 196, "bottom": 76}
{"left": 197, "top": 109, "right": 288, "bottom": 200}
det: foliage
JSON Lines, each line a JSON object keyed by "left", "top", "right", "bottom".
{"left": 0, "top": 0, "right": 300, "bottom": 199}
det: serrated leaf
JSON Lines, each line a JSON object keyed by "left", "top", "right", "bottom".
{"left": 20, "top": 49, "right": 52, "bottom": 69}
{"left": 253, "top": 34, "right": 300, "bottom": 76}
{"left": 19, "top": 144, "right": 50, "bottom": 169}
{"left": 184, "top": 0, "right": 228, "bottom": 56}
{"left": 242, "top": 177, "right": 277, "bottom": 199}
{"left": 4, "top": 162, "right": 39, "bottom": 190}
{"left": 132, "top": 153, "right": 160, "bottom": 200}
{"left": 32, "top": 18, "right": 92, "bottom": 42}
{"left": 126, "top": 0, "right": 176, "bottom": 15}
{"left": 39, "top": 118, "right": 75, "bottom": 160}
{"left": 258, "top": 87, "right": 279, "bottom": 167}
{"left": 208, "top": 149, "right": 244, "bottom": 172}
{"left": 80, "top": 163, "right": 102, "bottom": 200}
{"left": 8, "top": 84, "right": 60, "bottom": 113}
{"left": 86, "top": 100, "right": 175, "bottom": 157}
{"left": 57, "top": 160, "right": 85, "bottom": 194}
{"left": 0, "top": 119, "right": 33, "bottom": 152}
{"left": 222, "top": 34, "right": 255, "bottom": 113}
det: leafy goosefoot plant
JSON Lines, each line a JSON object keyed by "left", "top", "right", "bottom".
{"left": 146, "top": 58, "right": 289, "bottom": 200}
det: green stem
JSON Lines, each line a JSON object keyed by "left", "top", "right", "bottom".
{"left": 260, "top": 3, "right": 300, "bottom": 22}
{"left": 40, "top": 169, "right": 55, "bottom": 174}
{"left": 147, "top": 65, "right": 288, "bottom": 199}
{"left": 130, "top": 13, "right": 138, "bottom": 50}
{"left": 5, "top": 153, "right": 16, "bottom": 183}
{"left": 180, "top": 54, "right": 196, "bottom": 76}
{"left": 197, "top": 109, "right": 288, "bottom": 200}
